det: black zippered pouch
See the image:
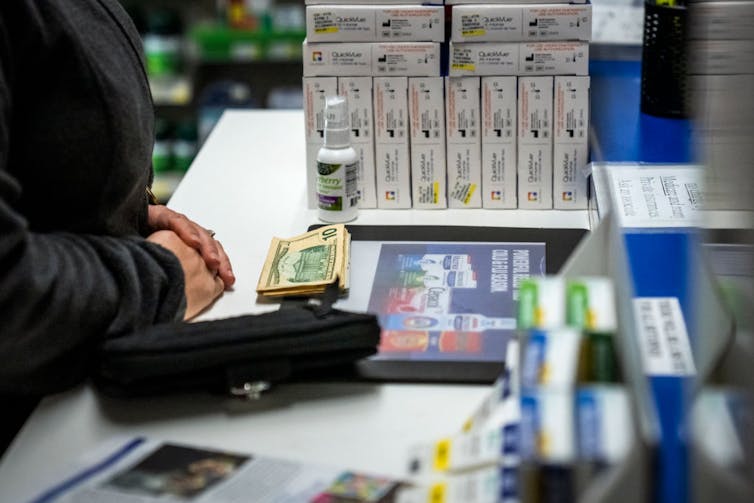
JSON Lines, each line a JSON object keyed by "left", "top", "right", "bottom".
{"left": 92, "top": 299, "right": 381, "bottom": 398}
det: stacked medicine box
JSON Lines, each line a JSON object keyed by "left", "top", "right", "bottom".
{"left": 302, "top": 0, "right": 445, "bottom": 209}
{"left": 448, "top": 0, "right": 592, "bottom": 209}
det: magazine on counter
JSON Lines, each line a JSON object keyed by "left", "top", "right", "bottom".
{"left": 30, "top": 437, "right": 405, "bottom": 503}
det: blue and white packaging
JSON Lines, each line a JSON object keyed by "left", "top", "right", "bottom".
{"left": 521, "top": 328, "right": 582, "bottom": 389}
{"left": 576, "top": 386, "right": 633, "bottom": 464}
{"left": 407, "top": 409, "right": 520, "bottom": 477}
{"left": 520, "top": 389, "right": 575, "bottom": 463}
{"left": 463, "top": 339, "right": 520, "bottom": 433}
{"left": 692, "top": 388, "right": 751, "bottom": 469}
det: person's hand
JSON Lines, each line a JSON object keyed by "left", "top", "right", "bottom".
{"left": 147, "top": 205, "right": 234, "bottom": 288}
{"left": 147, "top": 230, "right": 224, "bottom": 320}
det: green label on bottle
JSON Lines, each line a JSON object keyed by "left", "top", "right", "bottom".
{"left": 317, "top": 162, "right": 341, "bottom": 176}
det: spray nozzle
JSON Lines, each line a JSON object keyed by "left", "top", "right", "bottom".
{"left": 323, "top": 95, "right": 350, "bottom": 147}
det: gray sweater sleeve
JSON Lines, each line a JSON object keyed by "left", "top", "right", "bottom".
{"left": 0, "top": 4, "right": 188, "bottom": 396}
{"left": 0, "top": 174, "right": 188, "bottom": 395}
{"left": 0, "top": 171, "right": 187, "bottom": 395}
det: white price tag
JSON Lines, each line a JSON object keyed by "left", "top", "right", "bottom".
{"left": 633, "top": 297, "right": 696, "bottom": 376}
{"left": 606, "top": 165, "right": 704, "bottom": 227}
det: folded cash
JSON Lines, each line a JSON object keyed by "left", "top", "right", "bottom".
{"left": 256, "top": 224, "right": 351, "bottom": 297}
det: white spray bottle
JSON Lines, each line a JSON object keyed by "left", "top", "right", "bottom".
{"left": 317, "top": 95, "right": 359, "bottom": 223}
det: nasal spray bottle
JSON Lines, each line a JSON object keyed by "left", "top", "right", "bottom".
{"left": 317, "top": 96, "right": 359, "bottom": 223}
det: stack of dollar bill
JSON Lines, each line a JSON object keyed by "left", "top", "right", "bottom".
{"left": 256, "top": 224, "right": 351, "bottom": 297}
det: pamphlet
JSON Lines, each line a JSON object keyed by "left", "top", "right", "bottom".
{"left": 30, "top": 437, "right": 405, "bottom": 503}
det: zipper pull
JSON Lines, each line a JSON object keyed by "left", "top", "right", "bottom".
{"left": 146, "top": 186, "right": 159, "bottom": 205}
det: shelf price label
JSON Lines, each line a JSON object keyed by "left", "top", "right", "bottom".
{"left": 633, "top": 297, "right": 696, "bottom": 376}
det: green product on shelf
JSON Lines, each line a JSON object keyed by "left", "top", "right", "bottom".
{"left": 265, "top": 32, "right": 305, "bottom": 61}
{"left": 190, "top": 22, "right": 264, "bottom": 61}
{"left": 566, "top": 277, "right": 617, "bottom": 332}
{"left": 567, "top": 282, "right": 589, "bottom": 328}
{"left": 578, "top": 332, "right": 621, "bottom": 383}
{"left": 152, "top": 118, "right": 174, "bottom": 173}
{"left": 144, "top": 9, "right": 183, "bottom": 77}
{"left": 173, "top": 121, "right": 198, "bottom": 172}
{"left": 517, "top": 280, "right": 537, "bottom": 330}
{"left": 516, "top": 277, "right": 565, "bottom": 331}
{"left": 189, "top": 22, "right": 304, "bottom": 62}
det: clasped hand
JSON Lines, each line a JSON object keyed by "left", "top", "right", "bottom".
{"left": 145, "top": 205, "right": 235, "bottom": 320}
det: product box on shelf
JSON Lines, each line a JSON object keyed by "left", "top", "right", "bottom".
{"left": 374, "top": 76, "right": 411, "bottom": 208}
{"left": 450, "top": 4, "right": 592, "bottom": 43}
{"left": 303, "top": 41, "right": 441, "bottom": 76}
{"left": 303, "top": 40, "right": 371, "bottom": 76}
{"left": 305, "top": 5, "right": 445, "bottom": 42}
{"left": 303, "top": 76, "right": 338, "bottom": 209}
{"left": 517, "top": 76, "right": 553, "bottom": 209}
{"left": 445, "top": 76, "right": 482, "bottom": 208}
{"left": 481, "top": 76, "right": 518, "bottom": 208}
{"left": 522, "top": 4, "right": 592, "bottom": 41}
{"left": 451, "top": 5, "right": 523, "bottom": 42}
{"left": 409, "top": 77, "right": 447, "bottom": 208}
{"left": 372, "top": 42, "right": 441, "bottom": 76}
{"left": 520, "top": 388, "right": 576, "bottom": 463}
{"left": 450, "top": 42, "right": 519, "bottom": 76}
{"left": 396, "top": 466, "right": 508, "bottom": 503}
{"left": 338, "top": 76, "right": 377, "bottom": 208}
{"left": 449, "top": 41, "right": 588, "bottom": 76}
{"left": 553, "top": 76, "right": 590, "bottom": 209}
{"left": 518, "top": 41, "right": 589, "bottom": 75}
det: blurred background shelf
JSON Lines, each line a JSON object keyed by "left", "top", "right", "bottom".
{"left": 121, "top": 0, "right": 306, "bottom": 202}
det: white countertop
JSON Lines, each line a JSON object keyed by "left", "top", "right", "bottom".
{"left": 0, "top": 110, "right": 590, "bottom": 501}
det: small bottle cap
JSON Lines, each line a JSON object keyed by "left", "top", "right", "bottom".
{"left": 323, "top": 95, "right": 350, "bottom": 148}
